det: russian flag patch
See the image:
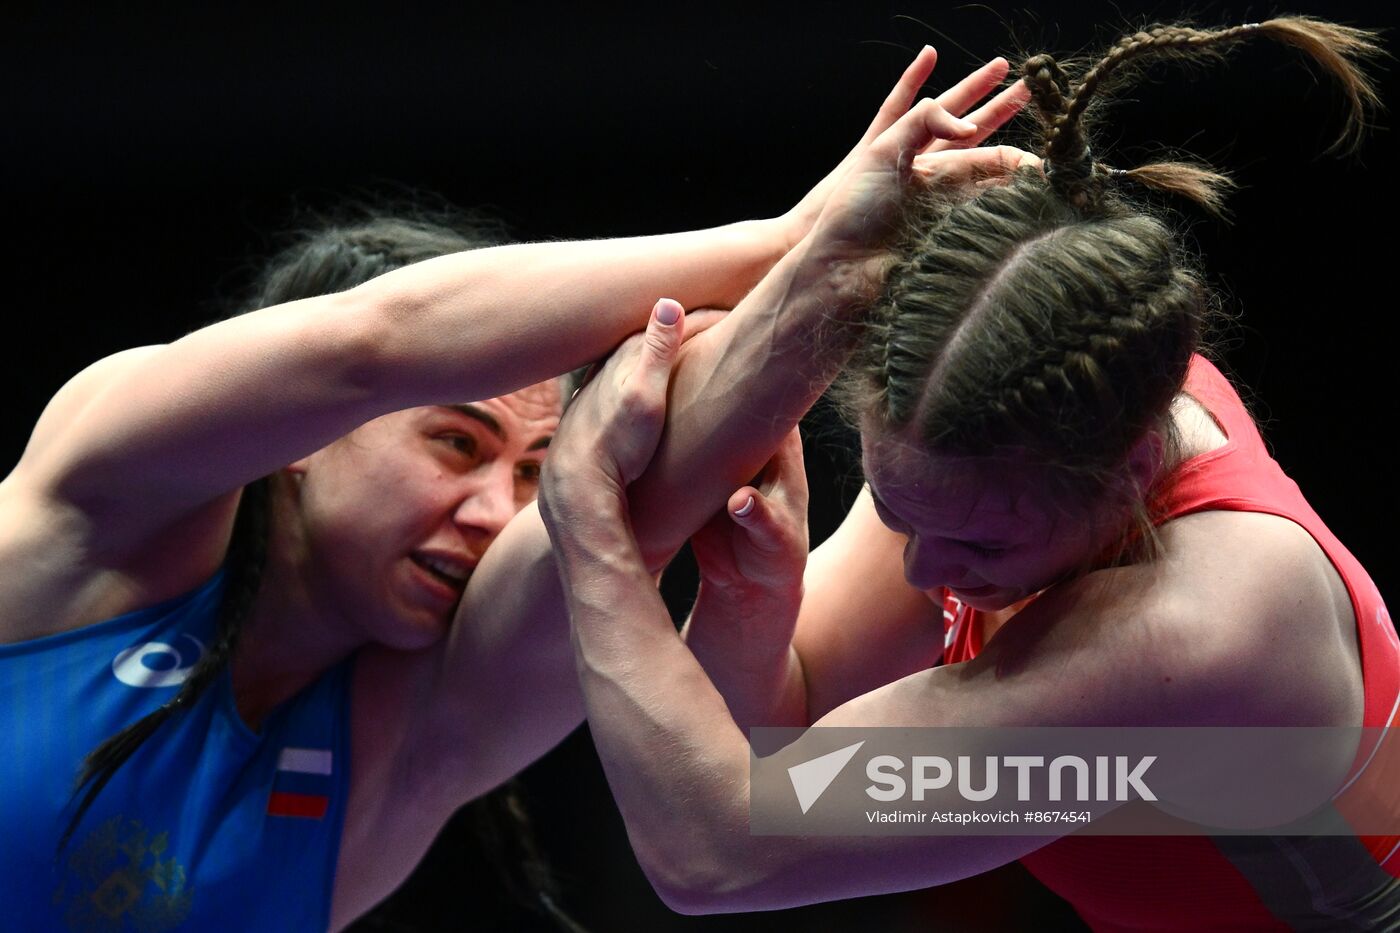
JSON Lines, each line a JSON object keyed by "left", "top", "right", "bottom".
{"left": 267, "top": 747, "right": 333, "bottom": 819}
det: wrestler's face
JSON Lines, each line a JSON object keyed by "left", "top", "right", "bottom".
{"left": 292, "top": 380, "right": 562, "bottom": 648}
{"left": 862, "top": 426, "right": 1120, "bottom": 612}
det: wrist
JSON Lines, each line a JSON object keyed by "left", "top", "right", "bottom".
{"left": 699, "top": 218, "right": 793, "bottom": 310}
{"left": 539, "top": 469, "right": 629, "bottom": 539}
{"left": 791, "top": 235, "right": 893, "bottom": 309}
{"left": 691, "top": 578, "right": 803, "bottom": 634}
{"left": 744, "top": 216, "right": 799, "bottom": 292}
{"left": 772, "top": 207, "right": 814, "bottom": 255}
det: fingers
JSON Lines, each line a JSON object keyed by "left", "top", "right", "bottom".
{"left": 633, "top": 298, "right": 684, "bottom": 406}
{"left": 680, "top": 307, "right": 728, "bottom": 343}
{"left": 730, "top": 427, "right": 809, "bottom": 555}
{"left": 862, "top": 45, "right": 938, "bottom": 144}
{"left": 911, "top": 144, "right": 1039, "bottom": 186}
{"left": 957, "top": 79, "right": 1031, "bottom": 146}
{"left": 868, "top": 53, "right": 1027, "bottom": 165}
{"left": 757, "top": 427, "right": 809, "bottom": 511}
{"left": 879, "top": 97, "right": 979, "bottom": 170}
{"left": 924, "top": 61, "right": 1030, "bottom": 154}
{"left": 727, "top": 485, "right": 796, "bottom": 556}
{"left": 935, "top": 57, "right": 1010, "bottom": 117}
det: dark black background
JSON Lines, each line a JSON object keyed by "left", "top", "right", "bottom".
{"left": 5, "top": 2, "right": 1396, "bottom": 930}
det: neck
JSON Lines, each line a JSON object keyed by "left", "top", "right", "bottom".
{"left": 1168, "top": 392, "right": 1229, "bottom": 465}
{"left": 230, "top": 474, "right": 361, "bottom": 730}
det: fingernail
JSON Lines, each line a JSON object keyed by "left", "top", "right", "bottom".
{"left": 654, "top": 299, "right": 681, "bottom": 326}
{"left": 733, "top": 496, "right": 756, "bottom": 518}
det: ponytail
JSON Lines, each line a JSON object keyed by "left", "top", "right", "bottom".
{"left": 1021, "top": 16, "right": 1383, "bottom": 213}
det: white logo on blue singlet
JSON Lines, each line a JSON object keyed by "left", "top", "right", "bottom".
{"left": 112, "top": 634, "right": 205, "bottom": 687}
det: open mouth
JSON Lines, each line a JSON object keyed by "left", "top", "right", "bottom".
{"left": 411, "top": 553, "right": 472, "bottom": 591}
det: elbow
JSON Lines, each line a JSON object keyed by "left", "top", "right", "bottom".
{"left": 316, "top": 286, "right": 401, "bottom": 405}
{"left": 647, "top": 865, "right": 746, "bottom": 916}
{"left": 634, "top": 833, "right": 767, "bottom": 916}
{"left": 656, "top": 888, "right": 728, "bottom": 917}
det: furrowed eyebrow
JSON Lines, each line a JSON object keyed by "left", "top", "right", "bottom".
{"left": 442, "top": 404, "right": 505, "bottom": 441}
{"left": 527, "top": 436, "right": 551, "bottom": 452}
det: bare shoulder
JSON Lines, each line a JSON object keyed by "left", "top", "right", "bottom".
{"left": 9, "top": 346, "right": 165, "bottom": 488}
{"left": 0, "top": 346, "right": 238, "bottom": 643}
{"left": 1152, "top": 509, "right": 1362, "bottom": 725}
{"left": 980, "top": 509, "right": 1363, "bottom": 728}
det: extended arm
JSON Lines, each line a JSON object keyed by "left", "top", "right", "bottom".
{"left": 0, "top": 204, "right": 803, "bottom": 646}
{"left": 536, "top": 307, "right": 1057, "bottom": 911}
{"left": 413, "top": 48, "right": 1028, "bottom": 758}
{"left": 539, "top": 317, "right": 1360, "bottom": 915}
{"left": 11, "top": 222, "right": 784, "bottom": 540}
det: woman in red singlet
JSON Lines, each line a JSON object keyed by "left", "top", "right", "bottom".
{"left": 538, "top": 17, "right": 1398, "bottom": 932}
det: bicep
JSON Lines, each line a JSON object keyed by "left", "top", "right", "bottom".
{"left": 25, "top": 294, "right": 384, "bottom": 532}
{"left": 794, "top": 489, "right": 945, "bottom": 719}
{"left": 0, "top": 345, "right": 248, "bottom": 636}
{"left": 413, "top": 503, "right": 583, "bottom": 805}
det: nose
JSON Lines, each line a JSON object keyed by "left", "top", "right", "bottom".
{"left": 902, "top": 536, "right": 974, "bottom": 592}
{"left": 452, "top": 468, "right": 519, "bottom": 549}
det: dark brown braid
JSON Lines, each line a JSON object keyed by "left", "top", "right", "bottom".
{"left": 1027, "top": 17, "right": 1382, "bottom": 212}
{"left": 839, "top": 14, "right": 1382, "bottom": 559}
{"left": 1021, "top": 53, "right": 1072, "bottom": 125}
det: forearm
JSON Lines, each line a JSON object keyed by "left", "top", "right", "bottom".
{"left": 547, "top": 485, "right": 758, "bottom": 905}
{"left": 549, "top": 490, "right": 996, "bottom": 915}
{"left": 627, "top": 237, "right": 879, "bottom": 567}
{"left": 32, "top": 219, "right": 787, "bottom": 525}
{"left": 357, "top": 219, "right": 786, "bottom": 408}
{"left": 683, "top": 584, "right": 809, "bottom": 730}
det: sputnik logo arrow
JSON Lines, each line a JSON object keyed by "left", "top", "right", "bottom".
{"left": 787, "top": 741, "right": 865, "bottom": 814}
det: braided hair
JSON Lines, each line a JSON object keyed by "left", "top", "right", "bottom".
{"left": 840, "top": 15, "right": 1381, "bottom": 544}
{"left": 1035, "top": 18, "right": 1380, "bottom": 213}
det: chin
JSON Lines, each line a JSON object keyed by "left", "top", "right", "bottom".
{"left": 379, "top": 610, "right": 455, "bottom": 652}
{"left": 952, "top": 585, "right": 1021, "bottom": 612}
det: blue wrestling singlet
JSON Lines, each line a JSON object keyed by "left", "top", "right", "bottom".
{"left": 0, "top": 574, "right": 352, "bottom": 932}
